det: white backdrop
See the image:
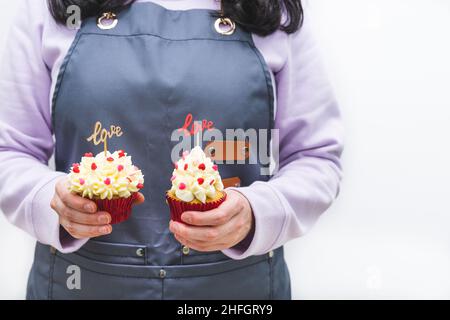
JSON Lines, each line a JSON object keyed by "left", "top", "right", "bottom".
{"left": 1, "top": 0, "right": 450, "bottom": 299}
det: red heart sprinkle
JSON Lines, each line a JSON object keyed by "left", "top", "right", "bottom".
{"left": 104, "top": 178, "right": 111, "bottom": 185}
{"left": 179, "top": 183, "right": 186, "bottom": 190}
{"left": 107, "top": 157, "right": 114, "bottom": 162}
{"left": 212, "top": 165, "right": 218, "bottom": 171}
{"left": 72, "top": 166, "right": 80, "bottom": 173}
{"left": 84, "top": 153, "right": 93, "bottom": 157}
{"left": 197, "top": 178, "right": 204, "bottom": 185}
{"left": 137, "top": 183, "right": 144, "bottom": 189}
{"left": 198, "top": 163, "right": 206, "bottom": 170}
{"left": 117, "top": 165, "right": 124, "bottom": 172}
{"left": 184, "top": 163, "right": 188, "bottom": 170}
{"left": 91, "top": 163, "right": 97, "bottom": 170}
{"left": 79, "top": 178, "right": 85, "bottom": 185}
{"left": 118, "top": 150, "right": 126, "bottom": 158}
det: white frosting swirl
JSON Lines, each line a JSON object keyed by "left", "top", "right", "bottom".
{"left": 68, "top": 150, "right": 144, "bottom": 200}
{"left": 169, "top": 146, "right": 224, "bottom": 203}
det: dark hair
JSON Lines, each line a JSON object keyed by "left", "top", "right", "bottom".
{"left": 47, "top": 0, "right": 303, "bottom": 36}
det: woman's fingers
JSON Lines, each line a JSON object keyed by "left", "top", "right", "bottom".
{"left": 133, "top": 192, "right": 145, "bottom": 206}
{"left": 180, "top": 191, "right": 243, "bottom": 226}
{"left": 169, "top": 220, "right": 216, "bottom": 242}
{"left": 173, "top": 233, "right": 226, "bottom": 252}
{"left": 59, "top": 216, "right": 112, "bottom": 239}
{"left": 170, "top": 190, "right": 254, "bottom": 251}
{"left": 170, "top": 214, "right": 238, "bottom": 243}
{"left": 53, "top": 177, "right": 145, "bottom": 239}
{"left": 53, "top": 177, "right": 113, "bottom": 239}
{"left": 55, "top": 178, "right": 97, "bottom": 213}
{"left": 51, "top": 196, "right": 111, "bottom": 226}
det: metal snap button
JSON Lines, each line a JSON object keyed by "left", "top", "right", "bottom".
{"left": 208, "top": 146, "right": 216, "bottom": 157}
{"left": 159, "top": 269, "right": 166, "bottom": 279}
{"left": 136, "top": 248, "right": 145, "bottom": 257}
{"left": 268, "top": 250, "right": 274, "bottom": 258}
{"left": 97, "top": 12, "right": 118, "bottom": 30}
{"left": 214, "top": 17, "right": 236, "bottom": 36}
{"left": 182, "top": 246, "right": 190, "bottom": 255}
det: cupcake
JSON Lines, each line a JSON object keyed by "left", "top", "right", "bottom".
{"left": 166, "top": 146, "right": 226, "bottom": 223}
{"left": 68, "top": 150, "right": 144, "bottom": 224}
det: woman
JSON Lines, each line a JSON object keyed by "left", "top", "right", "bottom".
{"left": 0, "top": 0, "right": 343, "bottom": 299}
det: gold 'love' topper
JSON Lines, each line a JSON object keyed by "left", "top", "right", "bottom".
{"left": 86, "top": 121, "right": 123, "bottom": 156}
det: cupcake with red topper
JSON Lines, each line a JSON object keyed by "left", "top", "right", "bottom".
{"left": 68, "top": 150, "right": 144, "bottom": 224}
{"left": 166, "top": 146, "right": 226, "bottom": 223}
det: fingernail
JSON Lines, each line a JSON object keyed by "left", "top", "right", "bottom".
{"left": 100, "top": 226, "right": 110, "bottom": 234}
{"left": 84, "top": 204, "right": 95, "bottom": 213}
{"left": 98, "top": 215, "right": 109, "bottom": 224}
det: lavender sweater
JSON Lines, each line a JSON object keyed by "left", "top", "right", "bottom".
{"left": 0, "top": 0, "right": 343, "bottom": 260}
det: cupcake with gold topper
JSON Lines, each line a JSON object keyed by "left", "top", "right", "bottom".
{"left": 68, "top": 150, "right": 144, "bottom": 224}
{"left": 166, "top": 146, "right": 226, "bottom": 223}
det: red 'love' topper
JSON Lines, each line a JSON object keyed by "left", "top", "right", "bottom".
{"left": 178, "top": 113, "right": 214, "bottom": 137}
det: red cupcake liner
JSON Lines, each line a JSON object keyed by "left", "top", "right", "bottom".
{"left": 94, "top": 193, "right": 138, "bottom": 224}
{"left": 166, "top": 192, "right": 227, "bottom": 224}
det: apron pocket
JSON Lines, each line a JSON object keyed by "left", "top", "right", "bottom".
{"left": 76, "top": 240, "right": 147, "bottom": 265}
{"left": 163, "top": 257, "right": 272, "bottom": 300}
{"left": 49, "top": 245, "right": 273, "bottom": 299}
{"left": 50, "top": 252, "right": 160, "bottom": 300}
{"left": 182, "top": 248, "right": 230, "bottom": 265}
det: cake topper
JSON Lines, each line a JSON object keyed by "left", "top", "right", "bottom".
{"left": 86, "top": 121, "right": 123, "bottom": 156}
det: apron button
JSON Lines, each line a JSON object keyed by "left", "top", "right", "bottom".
{"left": 159, "top": 269, "right": 166, "bottom": 279}
{"left": 208, "top": 146, "right": 216, "bottom": 157}
{"left": 136, "top": 248, "right": 145, "bottom": 257}
{"left": 182, "top": 246, "right": 190, "bottom": 255}
{"left": 97, "top": 12, "right": 118, "bottom": 30}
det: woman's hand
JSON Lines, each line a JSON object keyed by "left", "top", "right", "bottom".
{"left": 169, "top": 190, "right": 254, "bottom": 252}
{"left": 51, "top": 177, "right": 145, "bottom": 239}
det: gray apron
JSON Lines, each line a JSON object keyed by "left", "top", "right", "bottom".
{"left": 26, "top": 2, "right": 291, "bottom": 300}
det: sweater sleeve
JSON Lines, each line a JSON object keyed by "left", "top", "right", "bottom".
{"left": 222, "top": 13, "right": 344, "bottom": 259}
{"left": 0, "top": 0, "right": 88, "bottom": 253}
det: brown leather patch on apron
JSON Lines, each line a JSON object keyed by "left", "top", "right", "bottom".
{"left": 204, "top": 140, "right": 250, "bottom": 161}
{"left": 222, "top": 176, "right": 242, "bottom": 188}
